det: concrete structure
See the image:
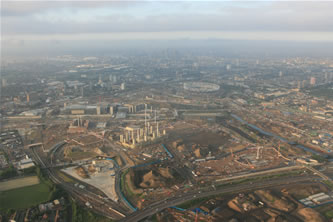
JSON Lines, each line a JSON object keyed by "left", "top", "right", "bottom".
{"left": 119, "top": 122, "right": 165, "bottom": 148}
{"left": 26, "top": 93, "right": 30, "bottom": 103}
{"left": 121, "top": 83, "right": 125, "bottom": 90}
{"left": 310, "top": 77, "right": 316, "bottom": 86}
{"left": 96, "top": 106, "right": 101, "bottom": 115}
{"left": 183, "top": 82, "right": 220, "bottom": 92}
{"left": 64, "top": 104, "right": 113, "bottom": 115}
{"left": 67, "top": 117, "right": 89, "bottom": 133}
{"left": 1, "top": 78, "right": 7, "bottom": 87}
{"left": 96, "top": 122, "right": 107, "bottom": 129}
{"left": 98, "top": 75, "right": 103, "bottom": 85}
{"left": 72, "top": 109, "right": 85, "bottom": 115}
{"left": 18, "top": 158, "right": 35, "bottom": 169}
{"left": 109, "top": 106, "right": 114, "bottom": 115}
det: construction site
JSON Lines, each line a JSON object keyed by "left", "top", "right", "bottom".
{"left": 154, "top": 183, "right": 333, "bottom": 222}
{"left": 195, "top": 145, "right": 290, "bottom": 178}
{"left": 119, "top": 122, "right": 166, "bottom": 148}
{"left": 122, "top": 162, "right": 186, "bottom": 210}
{"left": 62, "top": 159, "right": 118, "bottom": 202}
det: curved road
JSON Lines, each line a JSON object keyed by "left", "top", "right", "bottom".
{"left": 120, "top": 175, "right": 319, "bottom": 222}
{"left": 29, "top": 145, "right": 127, "bottom": 220}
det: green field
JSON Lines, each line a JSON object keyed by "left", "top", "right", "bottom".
{"left": 0, "top": 182, "right": 51, "bottom": 210}
{"left": 0, "top": 176, "right": 39, "bottom": 191}
{"left": 71, "top": 199, "right": 112, "bottom": 222}
{"left": 67, "top": 151, "right": 96, "bottom": 161}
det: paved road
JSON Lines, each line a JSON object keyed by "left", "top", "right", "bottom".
{"left": 306, "top": 165, "right": 332, "bottom": 182}
{"left": 120, "top": 175, "right": 319, "bottom": 222}
{"left": 29, "top": 146, "right": 126, "bottom": 220}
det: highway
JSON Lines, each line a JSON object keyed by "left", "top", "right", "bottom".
{"left": 48, "top": 141, "right": 67, "bottom": 165}
{"left": 29, "top": 139, "right": 331, "bottom": 222}
{"left": 120, "top": 175, "right": 319, "bottom": 222}
{"left": 46, "top": 138, "right": 136, "bottom": 214}
{"left": 29, "top": 145, "right": 127, "bottom": 220}
{"left": 305, "top": 165, "right": 332, "bottom": 182}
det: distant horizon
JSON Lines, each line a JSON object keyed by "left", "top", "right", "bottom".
{"left": 3, "top": 39, "right": 333, "bottom": 58}
{"left": 2, "top": 1, "right": 333, "bottom": 57}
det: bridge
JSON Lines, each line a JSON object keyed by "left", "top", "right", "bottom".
{"left": 26, "top": 143, "right": 43, "bottom": 148}
{"left": 306, "top": 166, "right": 332, "bottom": 182}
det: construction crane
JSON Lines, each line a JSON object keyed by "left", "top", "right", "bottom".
{"left": 256, "top": 146, "right": 263, "bottom": 160}
{"left": 230, "top": 147, "right": 234, "bottom": 159}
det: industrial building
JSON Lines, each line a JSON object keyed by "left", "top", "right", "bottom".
{"left": 67, "top": 117, "right": 89, "bottom": 133}
{"left": 119, "top": 122, "right": 166, "bottom": 148}
{"left": 62, "top": 104, "right": 114, "bottom": 115}
{"left": 299, "top": 192, "right": 333, "bottom": 206}
{"left": 18, "top": 157, "right": 35, "bottom": 170}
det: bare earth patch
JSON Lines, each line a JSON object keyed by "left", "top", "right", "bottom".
{"left": 0, "top": 176, "right": 39, "bottom": 191}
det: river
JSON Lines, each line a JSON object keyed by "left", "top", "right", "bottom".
{"left": 230, "top": 114, "right": 326, "bottom": 157}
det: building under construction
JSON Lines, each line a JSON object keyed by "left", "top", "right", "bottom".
{"left": 67, "top": 117, "right": 89, "bottom": 133}
{"left": 119, "top": 122, "right": 166, "bottom": 148}
{"left": 119, "top": 104, "right": 166, "bottom": 148}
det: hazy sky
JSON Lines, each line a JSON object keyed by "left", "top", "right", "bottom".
{"left": 2, "top": 0, "right": 333, "bottom": 42}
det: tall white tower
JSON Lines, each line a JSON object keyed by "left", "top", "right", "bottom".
{"left": 98, "top": 75, "right": 103, "bottom": 85}
{"left": 120, "top": 83, "right": 125, "bottom": 90}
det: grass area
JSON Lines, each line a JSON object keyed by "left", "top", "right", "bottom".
{"left": 120, "top": 169, "right": 140, "bottom": 210}
{"left": 322, "top": 180, "right": 333, "bottom": 190}
{"left": 67, "top": 151, "right": 96, "bottom": 161}
{"left": 325, "top": 210, "right": 333, "bottom": 219}
{"left": 150, "top": 214, "right": 158, "bottom": 222}
{"left": 177, "top": 196, "right": 212, "bottom": 209}
{"left": 0, "top": 182, "right": 51, "bottom": 210}
{"left": 316, "top": 204, "right": 333, "bottom": 220}
{"left": 120, "top": 169, "right": 128, "bottom": 193}
{"left": 71, "top": 199, "right": 112, "bottom": 222}
{"left": 306, "top": 84, "right": 333, "bottom": 101}
{"left": 57, "top": 171, "right": 75, "bottom": 183}
{"left": 215, "top": 170, "right": 305, "bottom": 189}
{"left": 179, "top": 170, "right": 305, "bottom": 209}
{"left": 121, "top": 169, "right": 136, "bottom": 199}
{"left": 311, "top": 154, "right": 327, "bottom": 163}
{"left": 0, "top": 176, "right": 39, "bottom": 191}
{"left": 0, "top": 166, "right": 64, "bottom": 211}
{"left": 0, "top": 167, "right": 18, "bottom": 180}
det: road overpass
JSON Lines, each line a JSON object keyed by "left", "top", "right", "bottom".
{"left": 29, "top": 144, "right": 127, "bottom": 220}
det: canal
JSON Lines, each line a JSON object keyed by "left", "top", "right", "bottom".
{"left": 231, "top": 114, "right": 327, "bottom": 157}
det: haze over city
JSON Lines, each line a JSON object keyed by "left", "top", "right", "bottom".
{"left": 2, "top": 1, "right": 333, "bottom": 56}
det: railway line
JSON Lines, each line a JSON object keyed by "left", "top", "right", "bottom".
{"left": 29, "top": 145, "right": 127, "bottom": 220}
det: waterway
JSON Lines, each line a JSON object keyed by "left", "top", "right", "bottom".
{"left": 231, "top": 114, "right": 326, "bottom": 157}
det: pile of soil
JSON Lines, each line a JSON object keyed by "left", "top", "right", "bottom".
{"left": 132, "top": 166, "right": 183, "bottom": 189}
{"left": 255, "top": 190, "right": 295, "bottom": 212}
{"left": 297, "top": 208, "right": 325, "bottom": 222}
{"left": 87, "top": 165, "right": 96, "bottom": 173}
{"left": 75, "top": 166, "right": 89, "bottom": 178}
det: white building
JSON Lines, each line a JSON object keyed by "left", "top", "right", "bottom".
{"left": 18, "top": 158, "right": 35, "bottom": 169}
{"left": 120, "top": 83, "right": 125, "bottom": 90}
